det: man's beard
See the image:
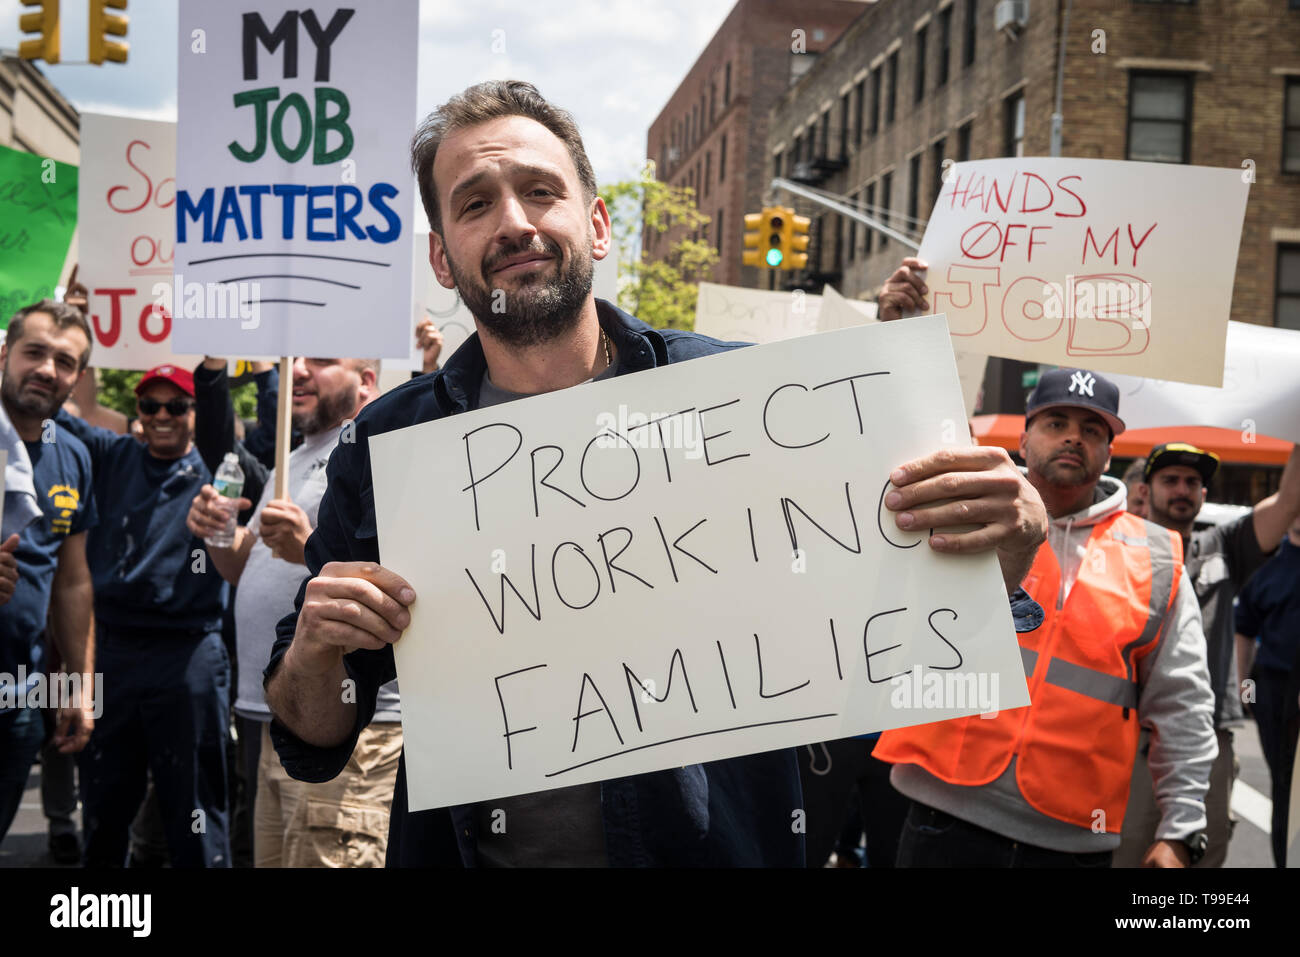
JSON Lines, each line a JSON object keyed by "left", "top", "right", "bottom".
{"left": 1, "top": 361, "right": 65, "bottom": 420}
{"left": 1035, "top": 450, "right": 1101, "bottom": 488}
{"left": 446, "top": 234, "right": 593, "bottom": 348}
{"left": 292, "top": 382, "right": 357, "bottom": 436}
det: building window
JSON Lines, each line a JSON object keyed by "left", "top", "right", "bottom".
{"left": 887, "top": 52, "right": 899, "bottom": 125}
{"left": 1127, "top": 72, "right": 1192, "bottom": 164}
{"left": 870, "top": 66, "right": 882, "bottom": 134}
{"left": 957, "top": 121, "right": 973, "bottom": 161}
{"left": 840, "top": 92, "right": 850, "bottom": 158}
{"left": 833, "top": 214, "right": 844, "bottom": 271}
{"left": 716, "top": 209, "right": 723, "bottom": 255}
{"left": 907, "top": 153, "right": 922, "bottom": 233}
{"left": 724, "top": 62, "right": 731, "bottom": 105}
{"left": 720, "top": 134, "right": 727, "bottom": 180}
{"left": 938, "top": 7, "right": 952, "bottom": 87}
{"left": 773, "top": 147, "right": 781, "bottom": 180}
{"left": 854, "top": 79, "right": 866, "bottom": 146}
{"left": 864, "top": 182, "right": 876, "bottom": 254}
{"left": 710, "top": 83, "right": 716, "bottom": 123}
{"left": 1285, "top": 79, "right": 1300, "bottom": 173}
{"left": 1278, "top": 245, "right": 1300, "bottom": 329}
{"left": 695, "top": 161, "right": 701, "bottom": 197}
{"left": 847, "top": 194, "right": 857, "bottom": 264}
{"left": 964, "top": 0, "right": 977, "bottom": 68}
{"left": 931, "top": 138, "right": 946, "bottom": 210}
{"left": 704, "top": 152, "right": 711, "bottom": 197}
{"left": 1004, "top": 91, "right": 1025, "bottom": 157}
{"left": 880, "top": 172, "right": 892, "bottom": 249}
{"left": 820, "top": 109, "right": 831, "bottom": 157}
{"left": 914, "top": 26, "right": 927, "bottom": 104}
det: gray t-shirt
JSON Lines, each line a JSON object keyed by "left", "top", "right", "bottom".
{"left": 1186, "top": 514, "right": 1268, "bottom": 728}
{"left": 468, "top": 360, "right": 619, "bottom": 867}
{"left": 234, "top": 425, "right": 400, "bottom": 723}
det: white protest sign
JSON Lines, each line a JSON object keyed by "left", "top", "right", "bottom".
{"left": 918, "top": 157, "right": 1248, "bottom": 387}
{"left": 1106, "top": 320, "right": 1300, "bottom": 444}
{"left": 818, "top": 287, "right": 984, "bottom": 417}
{"left": 371, "top": 315, "right": 1030, "bottom": 810}
{"left": 173, "top": 0, "right": 417, "bottom": 359}
{"left": 694, "top": 281, "right": 821, "bottom": 343}
{"left": 76, "top": 114, "right": 201, "bottom": 371}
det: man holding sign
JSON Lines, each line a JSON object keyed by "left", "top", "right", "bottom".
{"left": 263, "top": 82, "right": 1048, "bottom": 866}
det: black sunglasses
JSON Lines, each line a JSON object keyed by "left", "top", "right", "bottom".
{"left": 138, "top": 397, "right": 195, "bottom": 416}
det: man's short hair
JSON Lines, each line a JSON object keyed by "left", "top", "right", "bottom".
{"left": 350, "top": 358, "right": 381, "bottom": 376}
{"left": 409, "top": 79, "right": 598, "bottom": 236}
{"left": 1121, "top": 457, "right": 1147, "bottom": 486}
{"left": 5, "top": 300, "right": 94, "bottom": 371}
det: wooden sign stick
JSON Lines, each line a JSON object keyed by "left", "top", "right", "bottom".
{"left": 271, "top": 356, "right": 294, "bottom": 558}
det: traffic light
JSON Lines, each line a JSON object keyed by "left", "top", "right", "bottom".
{"left": 742, "top": 212, "right": 765, "bottom": 268}
{"left": 18, "top": 0, "right": 60, "bottom": 64}
{"left": 785, "top": 212, "right": 811, "bottom": 271}
{"left": 90, "top": 0, "right": 128, "bottom": 65}
{"left": 762, "top": 208, "right": 787, "bottom": 267}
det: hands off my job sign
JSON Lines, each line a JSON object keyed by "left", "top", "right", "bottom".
{"left": 372, "top": 317, "right": 1032, "bottom": 811}
{"left": 173, "top": 0, "right": 417, "bottom": 359}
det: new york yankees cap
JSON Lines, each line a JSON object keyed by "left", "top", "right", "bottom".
{"left": 1024, "top": 367, "right": 1125, "bottom": 437}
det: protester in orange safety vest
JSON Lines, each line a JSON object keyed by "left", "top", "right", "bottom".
{"left": 872, "top": 259, "right": 1217, "bottom": 869}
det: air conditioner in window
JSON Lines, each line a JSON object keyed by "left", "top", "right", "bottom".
{"left": 994, "top": 0, "right": 1029, "bottom": 38}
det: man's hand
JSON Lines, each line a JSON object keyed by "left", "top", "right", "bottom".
{"left": 187, "top": 484, "right": 252, "bottom": 543}
{"left": 63, "top": 266, "right": 88, "bottom": 313}
{"left": 877, "top": 257, "right": 930, "bottom": 321}
{"left": 1141, "top": 840, "right": 1191, "bottom": 868}
{"left": 292, "top": 562, "right": 415, "bottom": 664}
{"left": 416, "top": 318, "right": 444, "bottom": 373}
{"left": 885, "top": 446, "right": 1048, "bottom": 594}
{"left": 0, "top": 534, "right": 19, "bottom": 606}
{"left": 51, "top": 680, "right": 94, "bottom": 754}
{"left": 259, "top": 499, "right": 314, "bottom": 565}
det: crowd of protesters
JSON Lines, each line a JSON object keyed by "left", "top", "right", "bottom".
{"left": 2, "top": 79, "right": 1298, "bottom": 868}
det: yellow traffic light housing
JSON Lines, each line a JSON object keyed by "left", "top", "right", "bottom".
{"left": 785, "top": 213, "right": 811, "bottom": 271}
{"left": 763, "top": 208, "right": 787, "bottom": 267}
{"left": 90, "top": 0, "right": 128, "bottom": 65}
{"left": 18, "top": 0, "right": 60, "bottom": 64}
{"left": 742, "top": 212, "right": 765, "bottom": 268}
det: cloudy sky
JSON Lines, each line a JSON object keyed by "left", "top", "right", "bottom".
{"left": 0, "top": 0, "right": 738, "bottom": 185}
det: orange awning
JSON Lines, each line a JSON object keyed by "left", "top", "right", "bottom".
{"left": 971, "top": 416, "right": 1294, "bottom": 466}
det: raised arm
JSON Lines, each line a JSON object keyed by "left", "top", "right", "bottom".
{"left": 1251, "top": 444, "right": 1300, "bottom": 554}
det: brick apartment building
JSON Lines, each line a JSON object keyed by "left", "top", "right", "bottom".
{"left": 643, "top": 0, "right": 870, "bottom": 287}
{"left": 760, "top": 0, "right": 1300, "bottom": 409}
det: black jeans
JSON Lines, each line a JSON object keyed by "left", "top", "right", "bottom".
{"left": 896, "top": 801, "right": 1113, "bottom": 868}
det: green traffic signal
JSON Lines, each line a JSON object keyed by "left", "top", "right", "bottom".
{"left": 765, "top": 248, "right": 784, "bottom": 267}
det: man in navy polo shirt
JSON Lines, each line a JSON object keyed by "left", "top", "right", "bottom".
{"left": 0, "top": 300, "right": 97, "bottom": 845}
{"left": 59, "top": 363, "right": 231, "bottom": 867}
{"left": 263, "top": 81, "right": 1050, "bottom": 866}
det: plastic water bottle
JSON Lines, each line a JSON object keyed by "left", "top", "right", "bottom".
{"left": 207, "top": 453, "right": 244, "bottom": 548}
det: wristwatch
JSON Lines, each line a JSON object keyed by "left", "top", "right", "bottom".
{"left": 1181, "top": 831, "right": 1208, "bottom": 864}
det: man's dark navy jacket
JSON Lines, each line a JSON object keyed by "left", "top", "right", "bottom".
{"left": 265, "top": 298, "right": 1043, "bottom": 867}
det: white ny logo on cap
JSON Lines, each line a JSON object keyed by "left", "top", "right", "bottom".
{"left": 1068, "top": 371, "right": 1096, "bottom": 396}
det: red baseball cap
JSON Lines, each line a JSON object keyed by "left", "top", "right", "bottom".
{"left": 135, "top": 364, "right": 195, "bottom": 397}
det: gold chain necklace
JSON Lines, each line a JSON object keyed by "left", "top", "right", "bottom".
{"left": 602, "top": 329, "right": 612, "bottom": 369}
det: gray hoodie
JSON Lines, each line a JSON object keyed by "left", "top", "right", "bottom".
{"left": 891, "top": 474, "right": 1218, "bottom": 853}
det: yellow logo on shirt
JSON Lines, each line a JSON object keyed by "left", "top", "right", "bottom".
{"left": 45, "top": 484, "right": 80, "bottom": 536}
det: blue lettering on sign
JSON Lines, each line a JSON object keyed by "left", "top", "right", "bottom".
{"left": 175, "top": 182, "right": 402, "bottom": 244}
